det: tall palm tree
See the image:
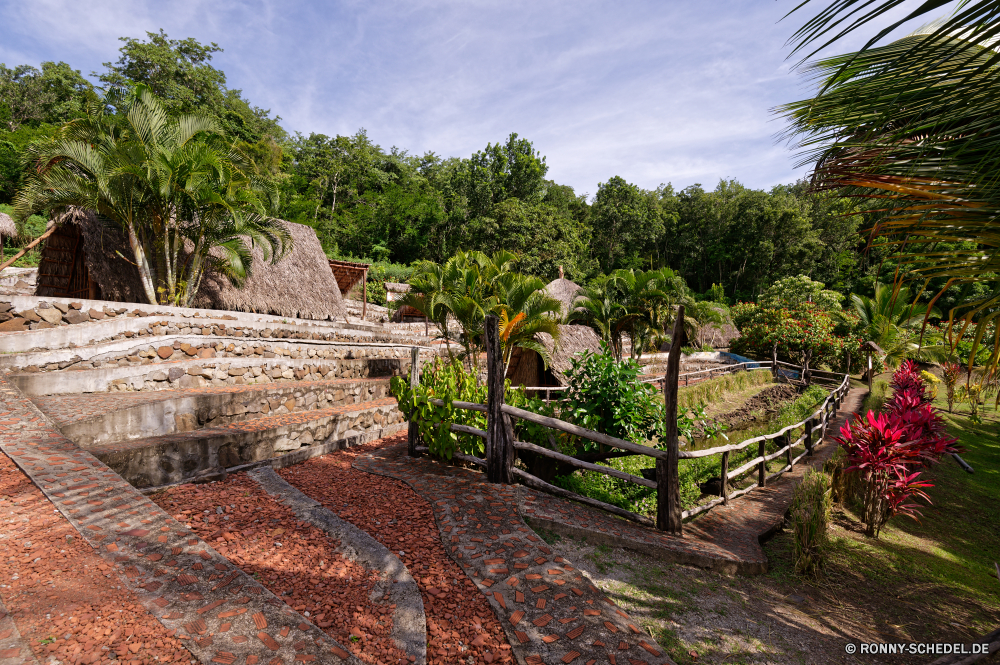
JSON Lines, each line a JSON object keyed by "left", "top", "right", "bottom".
{"left": 782, "top": 7, "right": 1000, "bottom": 372}
{"left": 493, "top": 272, "right": 562, "bottom": 372}
{"left": 14, "top": 86, "right": 289, "bottom": 307}
{"left": 569, "top": 275, "right": 629, "bottom": 360}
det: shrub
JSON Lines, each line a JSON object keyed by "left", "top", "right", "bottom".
{"left": 790, "top": 470, "right": 831, "bottom": 575}
{"left": 942, "top": 362, "right": 961, "bottom": 413}
{"left": 834, "top": 360, "right": 958, "bottom": 537}
{"left": 920, "top": 370, "right": 941, "bottom": 400}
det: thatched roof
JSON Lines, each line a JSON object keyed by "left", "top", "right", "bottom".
{"left": 41, "top": 208, "right": 345, "bottom": 320}
{"left": 385, "top": 282, "right": 410, "bottom": 293}
{"left": 538, "top": 324, "right": 604, "bottom": 383}
{"left": 544, "top": 278, "right": 582, "bottom": 320}
{"left": 0, "top": 212, "right": 15, "bottom": 238}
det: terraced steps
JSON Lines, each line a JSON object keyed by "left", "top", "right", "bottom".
{"left": 32, "top": 377, "right": 395, "bottom": 446}
{"left": 91, "top": 397, "right": 404, "bottom": 488}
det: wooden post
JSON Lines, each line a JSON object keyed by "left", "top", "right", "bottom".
{"left": 720, "top": 450, "right": 730, "bottom": 505}
{"left": 407, "top": 347, "right": 420, "bottom": 457}
{"left": 485, "top": 315, "right": 513, "bottom": 484}
{"left": 771, "top": 343, "right": 779, "bottom": 380}
{"left": 802, "top": 348, "right": 812, "bottom": 387}
{"left": 785, "top": 432, "right": 793, "bottom": 470}
{"left": 845, "top": 350, "right": 852, "bottom": 378}
{"left": 804, "top": 417, "right": 814, "bottom": 456}
{"left": 758, "top": 439, "right": 767, "bottom": 487}
{"left": 867, "top": 351, "right": 873, "bottom": 392}
{"left": 657, "top": 306, "right": 685, "bottom": 535}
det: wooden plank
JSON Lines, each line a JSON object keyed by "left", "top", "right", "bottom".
{"left": 728, "top": 455, "right": 765, "bottom": 481}
{"left": 430, "top": 398, "right": 488, "bottom": 413}
{"left": 721, "top": 450, "right": 730, "bottom": 505}
{"left": 727, "top": 482, "right": 759, "bottom": 501}
{"left": 681, "top": 496, "right": 725, "bottom": 520}
{"left": 500, "top": 404, "right": 668, "bottom": 460}
{"left": 659, "top": 305, "right": 685, "bottom": 534}
{"left": 451, "top": 423, "right": 487, "bottom": 438}
{"left": 0, "top": 223, "right": 57, "bottom": 272}
{"left": 413, "top": 445, "right": 486, "bottom": 467}
{"left": 758, "top": 439, "right": 767, "bottom": 487}
{"left": 510, "top": 468, "right": 655, "bottom": 527}
{"left": 513, "top": 440, "right": 657, "bottom": 489}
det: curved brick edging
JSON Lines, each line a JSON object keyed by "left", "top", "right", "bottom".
{"left": 248, "top": 466, "right": 427, "bottom": 665}
{"left": 354, "top": 444, "right": 676, "bottom": 665}
{"left": 0, "top": 595, "right": 39, "bottom": 665}
{"left": 0, "top": 376, "right": 362, "bottom": 665}
{"left": 518, "top": 387, "right": 867, "bottom": 576}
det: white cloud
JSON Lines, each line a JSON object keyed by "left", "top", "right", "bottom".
{"left": 0, "top": 0, "right": 944, "bottom": 196}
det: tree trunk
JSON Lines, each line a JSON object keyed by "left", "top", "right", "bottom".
{"left": 129, "top": 226, "right": 158, "bottom": 305}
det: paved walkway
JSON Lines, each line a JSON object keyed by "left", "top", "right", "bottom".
{"left": 0, "top": 595, "right": 38, "bottom": 665}
{"left": 355, "top": 444, "right": 676, "bottom": 665}
{"left": 0, "top": 375, "right": 360, "bottom": 664}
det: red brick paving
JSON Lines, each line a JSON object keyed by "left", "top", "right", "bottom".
{"left": 150, "top": 475, "right": 408, "bottom": 665}
{"left": 0, "top": 446, "right": 188, "bottom": 664}
{"left": 278, "top": 439, "right": 514, "bottom": 665}
{"left": 349, "top": 436, "right": 675, "bottom": 665}
{"left": 0, "top": 375, "right": 356, "bottom": 664}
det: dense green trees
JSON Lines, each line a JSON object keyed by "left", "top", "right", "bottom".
{"left": 2, "top": 27, "right": 977, "bottom": 314}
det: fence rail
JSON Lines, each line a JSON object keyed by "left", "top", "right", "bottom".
{"left": 405, "top": 312, "right": 850, "bottom": 534}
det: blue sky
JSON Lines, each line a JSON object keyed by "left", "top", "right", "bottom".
{"left": 0, "top": 0, "right": 924, "bottom": 198}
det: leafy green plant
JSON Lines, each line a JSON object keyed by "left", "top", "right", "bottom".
{"left": 790, "top": 470, "right": 831, "bottom": 575}
{"left": 942, "top": 363, "right": 961, "bottom": 414}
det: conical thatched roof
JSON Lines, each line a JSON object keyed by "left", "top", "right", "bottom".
{"left": 537, "top": 324, "right": 603, "bottom": 383}
{"left": 0, "top": 212, "right": 15, "bottom": 238}
{"left": 38, "top": 208, "right": 345, "bottom": 320}
{"left": 544, "top": 278, "right": 582, "bottom": 320}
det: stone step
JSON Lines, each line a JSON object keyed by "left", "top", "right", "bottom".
{"left": 90, "top": 397, "right": 404, "bottom": 488}
{"left": 33, "top": 377, "right": 395, "bottom": 447}
{"left": 5, "top": 336, "right": 436, "bottom": 394}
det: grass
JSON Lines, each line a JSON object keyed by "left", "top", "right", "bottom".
{"left": 678, "top": 369, "right": 772, "bottom": 412}
{"left": 0, "top": 247, "right": 40, "bottom": 268}
{"left": 540, "top": 379, "right": 1000, "bottom": 664}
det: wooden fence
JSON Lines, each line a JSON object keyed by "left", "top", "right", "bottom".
{"left": 406, "top": 312, "right": 850, "bottom": 535}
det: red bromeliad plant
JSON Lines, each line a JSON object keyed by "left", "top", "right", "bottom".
{"left": 835, "top": 361, "right": 958, "bottom": 537}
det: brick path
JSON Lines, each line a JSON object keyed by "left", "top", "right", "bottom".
{"left": 354, "top": 444, "right": 676, "bottom": 665}
{"left": 0, "top": 375, "right": 361, "bottom": 664}
{"left": 0, "top": 595, "right": 38, "bottom": 665}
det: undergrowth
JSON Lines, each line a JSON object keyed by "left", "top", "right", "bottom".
{"left": 677, "top": 369, "right": 772, "bottom": 411}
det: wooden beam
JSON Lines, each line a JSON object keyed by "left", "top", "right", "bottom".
{"left": 407, "top": 346, "right": 420, "bottom": 457}
{"left": 658, "top": 305, "right": 684, "bottom": 535}
{"left": 485, "top": 314, "right": 512, "bottom": 483}
{"left": 0, "top": 223, "right": 57, "bottom": 272}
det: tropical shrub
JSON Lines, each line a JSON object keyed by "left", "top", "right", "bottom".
{"left": 942, "top": 362, "right": 961, "bottom": 413}
{"left": 834, "top": 360, "right": 958, "bottom": 537}
{"left": 731, "top": 301, "right": 865, "bottom": 372}
{"left": 790, "top": 470, "right": 831, "bottom": 575}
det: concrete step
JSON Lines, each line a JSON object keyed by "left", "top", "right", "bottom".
{"left": 5, "top": 337, "right": 435, "bottom": 394}
{"left": 33, "top": 377, "right": 395, "bottom": 447}
{"left": 92, "top": 397, "right": 404, "bottom": 488}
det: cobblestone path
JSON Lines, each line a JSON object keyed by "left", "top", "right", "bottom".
{"left": 354, "top": 443, "right": 676, "bottom": 665}
{"left": 0, "top": 376, "right": 361, "bottom": 664}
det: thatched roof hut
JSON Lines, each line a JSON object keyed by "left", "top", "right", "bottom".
{"left": 0, "top": 212, "right": 15, "bottom": 238}
{"left": 506, "top": 324, "right": 603, "bottom": 387}
{"left": 35, "top": 208, "right": 345, "bottom": 320}
{"left": 544, "top": 274, "right": 582, "bottom": 321}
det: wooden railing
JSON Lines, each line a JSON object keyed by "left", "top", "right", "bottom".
{"left": 405, "top": 312, "right": 850, "bottom": 534}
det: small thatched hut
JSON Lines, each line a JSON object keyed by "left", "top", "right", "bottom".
{"left": 506, "top": 324, "right": 603, "bottom": 388}
{"left": 544, "top": 269, "right": 582, "bottom": 321}
{"left": 35, "top": 208, "right": 345, "bottom": 320}
{"left": 0, "top": 211, "right": 15, "bottom": 260}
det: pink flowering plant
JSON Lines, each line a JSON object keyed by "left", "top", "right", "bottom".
{"left": 834, "top": 360, "right": 958, "bottom": 537}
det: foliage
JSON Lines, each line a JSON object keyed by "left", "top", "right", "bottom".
{"left": 942, "top": 363, "right": 962, "bottom": 414}
{"left": 759, "top": 274, "right": 842, "bottom": 311}
{"left": 834, "top": 361, "right": 958, "bottom": 537}
{"left": 790, "top": 470, "right": 831, "bottom": 575}
{"left": 848, "top": 283, "right": 947, "bottom": 369}
{"left": 920, "top": 370, "right": 940, "bottom": 401}
{"left": 13, "top": 86, "right": 289, "bottom": 307}
{"left": 677, "top": 369, "right": 772, "bottom": 411}
{"left": 783, "top": 4, "right": 1000, "bottom": 376}
{"left": 560, "top": 346, "right": 664, "bottom": 449}
{"left": 731, "top": 301, "right": 862, "bottom": 372}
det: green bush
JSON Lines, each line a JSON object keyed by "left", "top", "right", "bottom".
{"left": 790, "top": 470, "right": 831, "bottom": 575}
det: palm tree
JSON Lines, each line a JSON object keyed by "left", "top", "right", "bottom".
{"left": 14, "top": 86, "right": 289, "bottom": 307}
{"left": 569, "top": 275, "right": 629, "bottom": 360}
{"left": 493, "top": 272, "right": 562, "bottom": 372}
{"left": 782, "top": 4, "right": 1000, "bottom": 372}
{"left": 849, "top": 283, "right": 948, "bottom": 368}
